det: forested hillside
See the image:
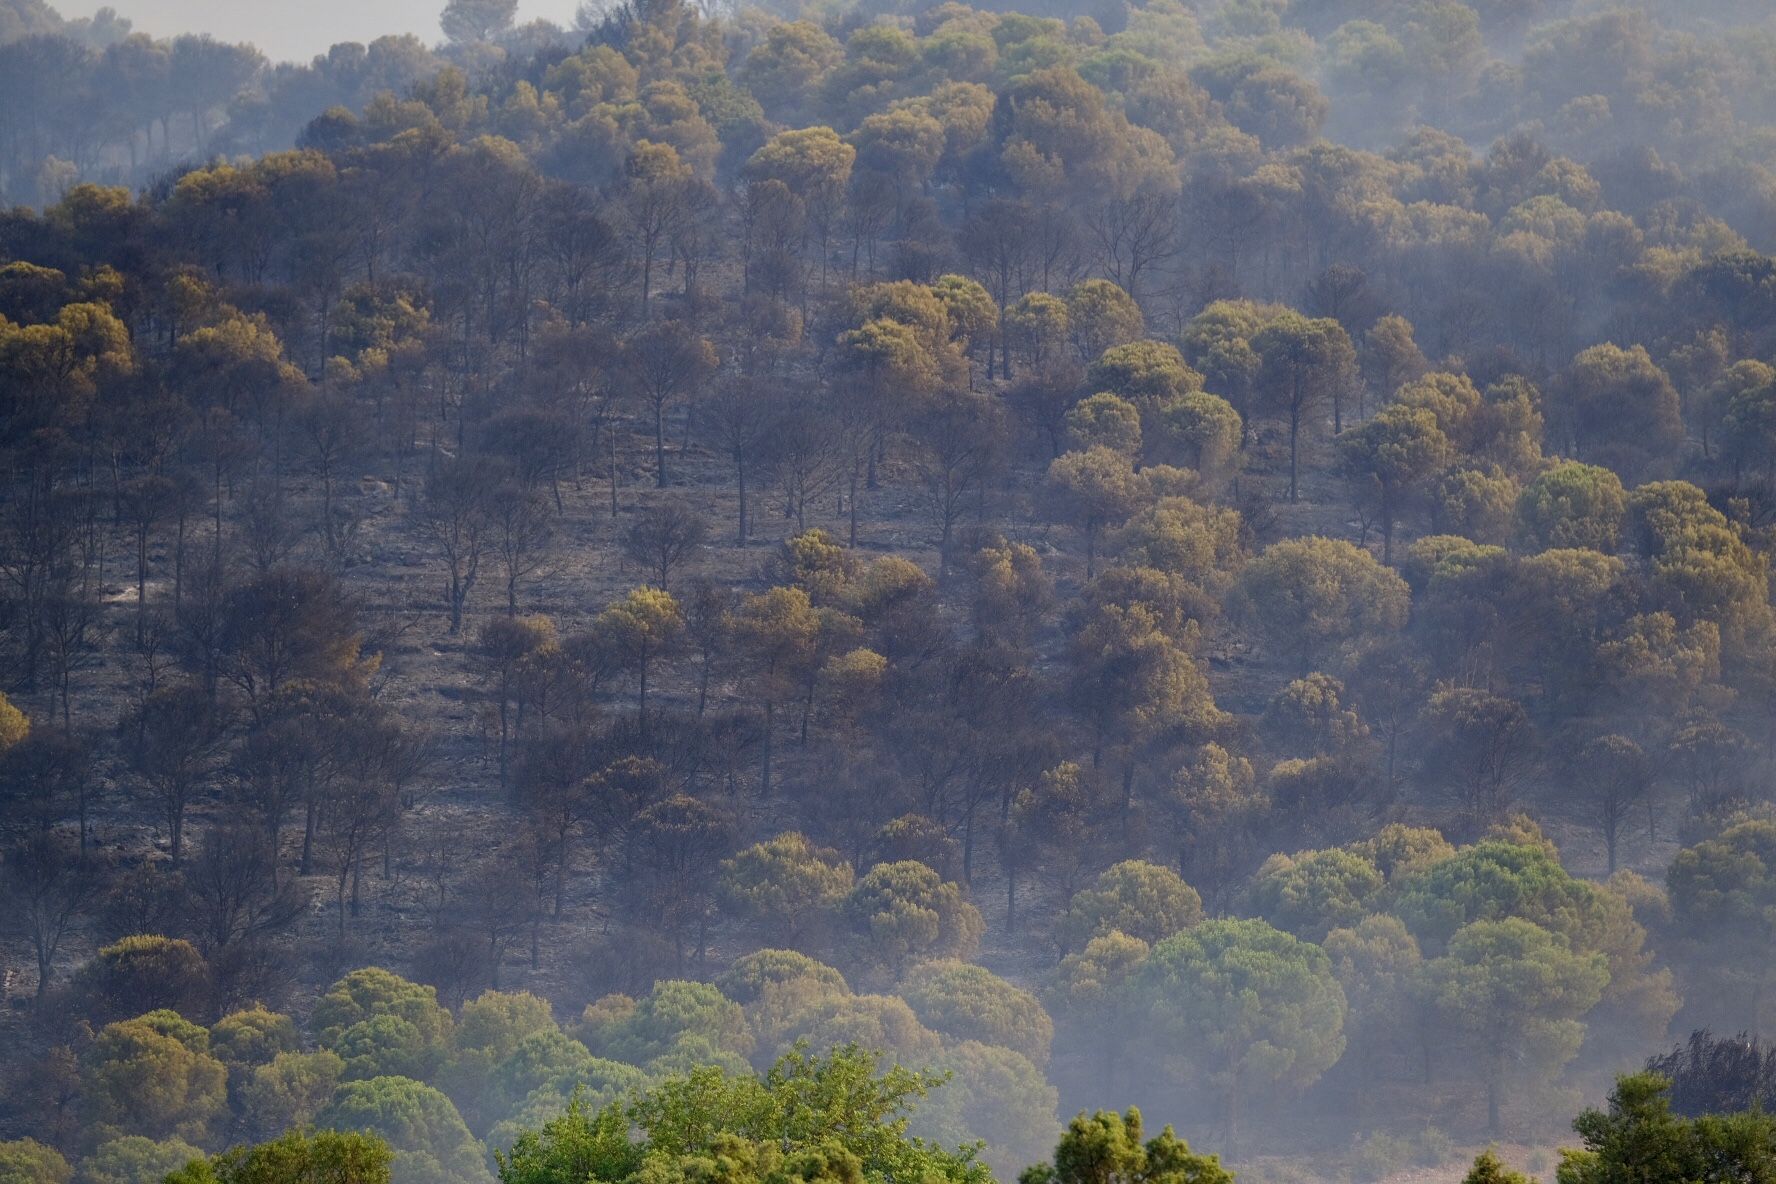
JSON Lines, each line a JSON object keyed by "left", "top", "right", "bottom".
{"left": 6, "top": 0, "right": 1776, "bottom": 1180}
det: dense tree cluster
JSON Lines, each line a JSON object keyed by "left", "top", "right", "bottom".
{"left": 77, "top": 1048, "right": 1235, "bottom": 1184}
{"left": 9, "top": 0, "right": 1776, "bottom": 1174}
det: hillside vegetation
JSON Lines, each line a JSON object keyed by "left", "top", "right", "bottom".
{"left": 6, "top": 0, "right": 1776, "bottom": 1179}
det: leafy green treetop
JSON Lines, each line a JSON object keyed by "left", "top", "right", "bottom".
{"left": 1056, "top": 861, "right": 1204, "bottom": 949}
{"left": 210, "top": 1007, "right": 300, "bottom": 1074}
{"left": 166, "top": 1129, "right": 392, "bottom": 1184}
{"left": 1323, "top": 915, "right": 1423, "bottom": 1089}
{"left": 435, "top": 991, "right": 563, "bottom": 1133}
{"left": 900, "top": 959, "right": 1054, "bottom": 1066}
{"left": 1555, "top": 1073, "right": 1776, "bottom": 1184}
{"left": 716, "top": 950, "right": 849, "bottom": 1006}
{"left": 1252, "top": 313, "right": 1357, "bottom": 501}
{"left": 74, "top": 935, "right": 212, "bottom": 1024}
{"left": 578, "top": 981, "right": 753, "bottom": 1073}
{"left": 719, "top": 833, "right": 855, "bottom": 949}
{"left": 237, "top": 1052, "right": 347, "bottom": 1140}
{"left": 312, "top": 969, "right": 454, "bottom": 1082}
{"left": 81, "top": 1010, "right": 228, "bottom": 1148}
{"left": 452, "top": 992, "right": 559, "bottom": 1067}
{"left": 1554, "top": 343, "right": 1683, "bottom": 480}
{"left": 0, "top": 1139, "right": 69, "bottom": 1184}
{"left": 319, "top": 1076, "right": 490, "bottom": 1184}
{"left": 1087, "top": 341, "right": 1202, "bottom": 407}
{"left": 747, "top": 991, "right": 940, "bottom": 1069}
{"left": 1261, "top": 674, "right": 1367, "bottom": 757}
{"left": 1248, "top": 849, "right": 1384, "bottom": 941}
{"left": 843, "top": 861, "right": 983, "bottom": 975}
{"left": 495, "top": 1047, "right": 988, "bottom": 1184}
{"left": 1392, "top": 836, "right": 1640, "bottom": 964}
{"left": 1066, "top": 281, "right": 1144, "bottom": 362}
{"left": 1018, "top": 1108, "right": 1231, "bottom": 1184}
{"left": 79, "top": 1137, "right": 206, "bottom": 1184}
{"left": 1336, "top": 403, "right": 1449, "bottom": 562}
{"left": 1146, "top": 393, "right": 1242, "bottom": 487}
{"left": 1066, "top": 393, "right": 1144, "bottom": 458}
{"left": 1349, "top": 824, "right": 1454, "bottom": 883}
{"left": 1047, "top": 447, "right": 1148, "bottom": 579}
{"left": 1461, "top": 1150, "right": 1532, "bottom": 1184}
{"left": 1130, "top": 918, "right": 1347, "bottom": 1150}
{"left": 1420, "top": 918, "right": 1608, "bottom": 1135}
{"left": 1050, "top": 932, "right": 1151, "bottom": 1091}
{"left": 1515, "top": 461, "right": 1626, "bottom": 553}
{"left": 1667, "top": 821, "right": 1776, "bottom": 1035}
{"left": 1237, "top": 537, "right": 1409, "bottom": 671}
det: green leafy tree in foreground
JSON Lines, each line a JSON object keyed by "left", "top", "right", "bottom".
{"left": 1553, "top": 1073, "right": 1776, "bottom": 1184}
{"left": 495, "top": 1046, "right": 988, "bottom": 1184}
{"left": 1462, "top": 1150, "right": 1532, "bottom": 1184}
{"left": 1019, "top": 1107, "right": 1231, "bottom": 1184}
{"left": 146, "top": 1056, "right": 1249, "bottom": 1184}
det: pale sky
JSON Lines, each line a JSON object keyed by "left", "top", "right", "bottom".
{"left": 53, "top": 0, "right": 584, "bottom": 62}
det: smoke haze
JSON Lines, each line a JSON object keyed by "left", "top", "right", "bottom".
{"left": 52, "top": 0, "right": 579, "bottom": 58}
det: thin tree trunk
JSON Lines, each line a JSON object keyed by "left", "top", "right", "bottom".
{"left": 301, "top": 800, "right": 317, "bottom": 875}
{"left": 1289, "top": 406, "right": 1301, "bottom": 503}
{"left": 136, "top": 526, "right": 148, "bottom": 645}
{"left": 637, "top": 649, "right": 650, "bottom": 738}
{"left": 1224, "top": 1064, "right": 1241, "bottom": 1154}
{"left": 736, "top": 455, "right": 748, "bottom": 542}
{"left": 760, "top": 701, "right": 774, "bottom": 793}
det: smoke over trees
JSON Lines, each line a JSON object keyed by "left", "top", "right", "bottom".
{"left": 7, "top": 0, "right": 1776, "bottom": 1177}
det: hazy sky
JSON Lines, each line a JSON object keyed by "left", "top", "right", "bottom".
{"left": 54, "top": 0, "right": 584, "bottom": 61}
